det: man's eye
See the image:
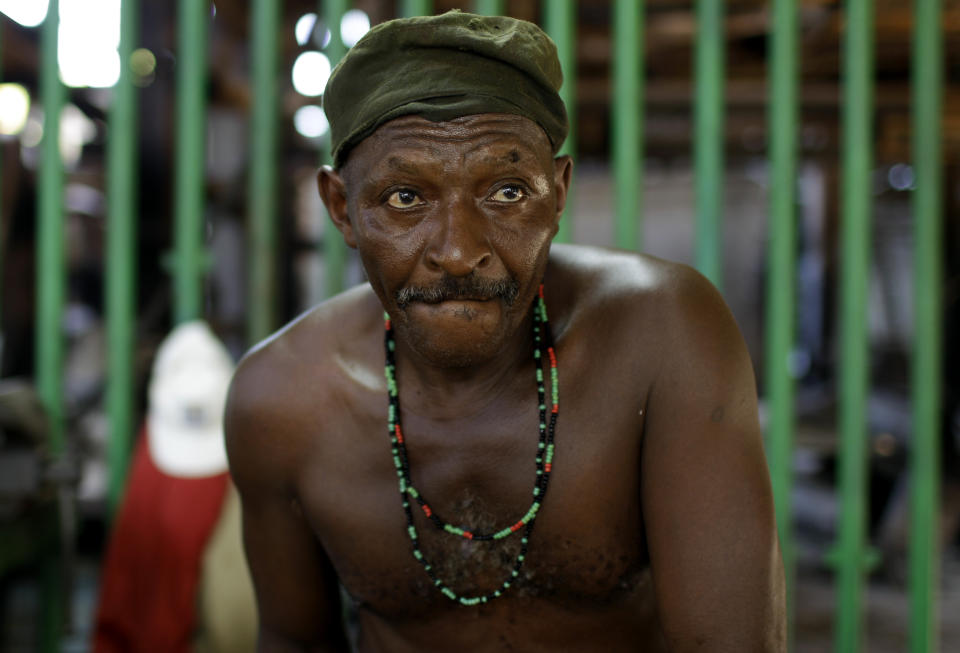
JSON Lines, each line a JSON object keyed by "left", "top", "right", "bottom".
{"left": 490, "top": 185, "right": 525, "bottom": 203}
{"left": 386, "top": 189, "right": 424, "bottom": 208}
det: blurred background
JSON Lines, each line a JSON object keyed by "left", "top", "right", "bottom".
{"left": 0, "top": 0, "right": 958, "bottom": 651}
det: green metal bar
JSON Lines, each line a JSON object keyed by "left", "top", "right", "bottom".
{"left": 909, "top": 0, "right": 943, "bottom": 651}
{"left": 765, "top": 0, "right": 799, "bottom": 646}
{"left": 247, "top": 0, "right": 280, "bottom": 341}
{"left": 173, "top": 0, "right": 208, "bottom": 323}
{"left": 400, "top": 0, "right": 431, "bottom": 18}
{"left": 35, "top": 0, "right": 66, "bottom": 653}
{"left": 322, "top": 0, "right": 349, "bottom": 299}
{"left": 37, "top": 5, "right": 65, "bottom": 649}
{"left": 693, "top": 0, "right": 724, "bottom": 289}
{"left": 544, "top": 0, "right": 576, "bottom": 243}
{"left": 474, "top": 0, "right": 505, "bottom": 15}
{"left": 835, "top": 0, "right": 873, "bottom": 650}
{"left": 36, "top": 0, "right": 65, "bottom": 455}
{"left": 612, "top": 0, "right": 643, "bottom": 251}
{"left": 105, "top": 0, "right": 139, "bottom": 512}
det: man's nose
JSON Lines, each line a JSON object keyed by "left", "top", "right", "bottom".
{"left": 424, "top": 198, "right": 492, "bottom": 276}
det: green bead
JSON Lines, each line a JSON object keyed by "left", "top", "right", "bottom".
{"left": 407, "top": 526, "right": 417, "bottom": 540}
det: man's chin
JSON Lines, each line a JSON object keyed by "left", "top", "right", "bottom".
{"left": 398, "top": 300, "right": 509, "bottom": 368}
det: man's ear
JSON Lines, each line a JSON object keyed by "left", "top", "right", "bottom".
{"left": 552, "top": 155, "right": 574, "bottom": 223}
{"left": 317, "top": 165, "right": 357, "bottom": 249}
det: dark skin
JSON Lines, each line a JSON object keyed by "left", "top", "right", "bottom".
{"left": 226, "top": 113, "right": 786, "bottom": 652}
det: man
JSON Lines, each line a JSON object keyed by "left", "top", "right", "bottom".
{"left": 226, "top": 11, "right": 785, "bottom": 652}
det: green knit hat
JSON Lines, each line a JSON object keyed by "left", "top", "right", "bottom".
{"left": 322, "top": 10, "right": 568, "bottom": 168}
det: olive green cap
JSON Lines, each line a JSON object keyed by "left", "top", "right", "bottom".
{"left": 322, "top": 10, "right": 568, "bottom": 168}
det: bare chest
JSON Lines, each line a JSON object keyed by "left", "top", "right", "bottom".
{"left": 297, "top": 386, "right": 649, "bottom": 621}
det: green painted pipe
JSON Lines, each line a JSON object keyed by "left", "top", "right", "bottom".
{"left": 36, "top": 0, "right": 66, "bottom": 455}
{"left": 765, "top": 0, "right": 799, "bottom": 645}
{"left": 400, "top": 0, "right": 432, "bottom": 18}
{"left": 612, "top": 0, "right": 643, "bottom": 252}
{"left": 173, "top": 0, "right": 208, "bottom": 323}
{"left": 835, "top": 0, "right": 874, "bottom": 650}
{"left": 544, "top": 0, "right": 576, "bottom": 244}
{"left": 474, "top": 0, "right": 505, "bottom": 16}
{"left": 321, "top": 0, "right": 349, "bottom": 299}
{"left": 105, "top": 0, "right": 140, "bottom": 513}
{"left": 37, "top": 6, "right": 65, "bottom": 650}
{"left": 247, "top": 0, "right": 281, "bottom": 342}
{"left": 909, "top": 1, "right": 943, "bottom": 651}
{"left": 693, "top": 0, "right": 724, "bottom": 289}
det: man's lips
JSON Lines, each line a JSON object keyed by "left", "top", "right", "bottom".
{"left": 417, "top": 296, "right": 494, "bottom": 304}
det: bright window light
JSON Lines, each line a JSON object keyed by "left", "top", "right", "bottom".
{"left": 341, "top": 9, "right": 370, "bottom": 48}
{"left": 0, "top": 84, "right": 31, "bottom": 136}
{"left": 59, "top": 0, "right": 121, "bottom": 88}
{"left": 292, "top": 51, "right": 331, "bottom": 97}
{"left": 294, "top": 105, "right": 329, "bottom": 139}
{"left": 295, "top": 13, "right": 317, "bottom": 46}
{"left": 0, "top": 0, "right": 48, "bottom": 27}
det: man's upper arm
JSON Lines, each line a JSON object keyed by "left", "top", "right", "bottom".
{"left": 641, "top": 267, "right": 786, "bottom": 652}
{"left": 225, "top": 351, "right": 348, "bottom": 651}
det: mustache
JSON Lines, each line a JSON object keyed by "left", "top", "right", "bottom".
{"left": 395, "top": 274, "right": 520, "bottom": 308}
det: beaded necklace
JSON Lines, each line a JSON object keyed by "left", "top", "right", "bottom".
{"left": 383, "top": 284, "right": 559, "bottom": 606}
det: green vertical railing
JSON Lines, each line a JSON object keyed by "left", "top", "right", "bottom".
{"left": 612, "top": 0, "right": 643, "bottom": 251}
{"left": 400, "top": 0, "right": 432, "bottom": 19}
{"left": 474, "top": 0, "right": 505, "bottom": 16}
{"left": 322, "top": 0, "right": 349, "bottom": 298}
{"left": 544, "top": 0, "right": 576, "bottom": 243}
{"left": 36, "top": 0, "right": 66, "bottom": 456}
{"left": 909, "top": 1, "right": 943, "bottom": 651}
{"left": 105, "top": 0, "right": 139, "bottom": 512}
{"left": 173, "top": 0, "right": 208, "bottom": 323}
{"left": 835, "top": 0, "right": 874, "bottom": 650}
{"left": 693, "top": 0, "right": 724, "bottom": 289}
{"left": 247, "top": 0, "right": 281, "bottom": 342}
{"left": 37, "top": 4, "right": 65, "bottom": 650}
{"left": 766, "top": 0, "right": 799, "bottom": 646}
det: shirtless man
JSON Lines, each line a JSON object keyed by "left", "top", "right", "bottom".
{"left": 226, "top": 11, "right": 786, "bottom": 652}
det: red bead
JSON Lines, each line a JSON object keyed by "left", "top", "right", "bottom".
{"left": 463, "top": 531, "right": 474, "bottom": 540}
{"left": 385, "top": 319, "right": 391, "bottom": 330}
{"left": 551, "top": 405, "right": 558, "bottom": 414}
{"left": 545, "top": 463, "right": 552, "bottom": 473}
{"left": 510, "top": 521, "right": 523, "bottom": 532}
{"left": 547, "top": 348, "right": 557, "bottom": 367}
{"left": 395, "top": 424, "right": 404, "bottom": 443}
{"left": 538, "top": 284, "right": 544, "bottom": 298}
{"left": 422, "top": 504, "right": 432, "bottom": 517}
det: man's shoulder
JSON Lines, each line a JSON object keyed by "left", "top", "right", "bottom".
{"left": 548, "top": 243, "right": 716, "bottom": 321}
{"left": 236, "top": 282, "right": 379, "bottom": 376}
{"left": 224, "top": 284, "right": 380, "bottom": 460}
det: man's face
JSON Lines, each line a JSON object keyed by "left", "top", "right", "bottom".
{"left": 325, "top": 113, "right": 571, "bottom": 368}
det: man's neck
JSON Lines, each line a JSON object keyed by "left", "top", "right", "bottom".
{"left": 389, "top": 314, "right": 536, "bottom": 422}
